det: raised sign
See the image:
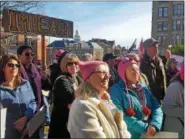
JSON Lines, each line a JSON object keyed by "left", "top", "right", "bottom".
{"left": 2, "top": 9, "right": 73, "bottom": 38}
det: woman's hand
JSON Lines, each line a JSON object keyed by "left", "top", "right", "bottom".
{"left": 147, "top": 125, "right": 156, "bottom": 136}
{"left": 14, "top": 116, "right": 28, "bottom": 132}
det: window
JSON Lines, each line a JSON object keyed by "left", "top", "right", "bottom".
{"left": 181, "top": 4, "right": 184, "bottom": 15}
{"left": 158, "top": 7, "right": 163, "bottom": 17}
{"left": 182, "top": 19, "right": 184, "bottom": 30}
{"left": 163, "top": 21, "right": 168, "bottom": 31}
{"left": 162, "top": 36, "right": 167, "bottom": 45}
{"left": 157, "top": 36, "right": 162, "bottom": 45}
{"left": 163, "top": 7, "right": 168, "bottom": 17}
{"left": 172, "top": 35, "right": 176, "bottom": 45}
{"left": 173, "top": 4, "right": 184, "bottom": 15}
{"left": 157, "top": 21, "right": 168, "bottom": 31}
{"left": 157, "top": 36, "right": 166, "bottom": 46}
{"left": 157, "top": 22, "right": 162, "bottom": 31}
{"left": 182, "top": 36, "right": 184, "bottom": 44}
{"left": 25, "top": 38, "right": 32, "bottom": 46}
{"left": 176, "top": 35, "right": 181, "bottom": 44}
{"left": 158, "top": 7, "right": 168, "bottom": 17}
{"left": 176, "top": 19, "right": 181, "bottom": 30}
{"left": 173, "top": 20, "right": 176, "bottom": 30}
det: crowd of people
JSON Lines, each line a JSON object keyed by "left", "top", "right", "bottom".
{"left": 0, "top": 37, "right": 184, "bottom": 139}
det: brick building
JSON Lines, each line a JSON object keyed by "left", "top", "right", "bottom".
{"left": 152, "top": 1, "right": 184, "bottom": 54}
{"left": 89, "top": 38, "right": 116, "bottom": 55}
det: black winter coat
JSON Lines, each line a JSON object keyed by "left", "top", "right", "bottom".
{"left": 140, "top": 53, "right": 167, "bottom": 104}
{"left": 48, "top": 72, "right": 82, "bottom": 138}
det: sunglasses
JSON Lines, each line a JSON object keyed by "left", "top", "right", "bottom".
{"left": 67, "top": 62, "right": 78, "bottom": 66}
{"left": 25, "top": 52, "right": 34, "bottom": 57}
{"left": 7, "top": 63, "right": 20, "bottom": 68}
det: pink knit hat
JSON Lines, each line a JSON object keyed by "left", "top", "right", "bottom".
{"left": 56, "top": 49, "right": 65, "bottom": 57}
{"left": 180, "top": 61, "right": 184, "bottom": 81}
{"left": 118, "top": 57, "right": 138, "bottom": 86}
{"left": 78, "top": 60, "right": 108, "bottom": 81}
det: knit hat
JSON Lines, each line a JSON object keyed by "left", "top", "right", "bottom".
{"left": 118, "top": 57, "right": 138, "bottom": 87}
{"left": 56, "top": 49, "right": 65, "bottom": 57}
{"left": 59, "top": 52, "right": 79, "bottom": 73}
{"left": 180, "top": 61, "right": 184, "bottom": 81}
{"left": 78, "top": 61, "right": 107, "bottom": 81}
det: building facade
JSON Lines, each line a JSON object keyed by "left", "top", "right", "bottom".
{"left": 152, "top": 1, "right": 184, "bottom": 53}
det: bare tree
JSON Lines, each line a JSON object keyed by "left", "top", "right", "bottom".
{"left": 0, "top": 1, "right": 45, "bottom": 55}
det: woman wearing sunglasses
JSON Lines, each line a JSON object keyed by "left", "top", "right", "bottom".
{"left": 110, "top": 57, "right": 163, "bottom": 138}
{"left": 67, "top": 61, "right": 131, "bottom": 138}
{"left": 0, "top": 54, "right": 36, "bottom": 139}
{"left": 48, "top": 52, "right": 82, "bottom": 138}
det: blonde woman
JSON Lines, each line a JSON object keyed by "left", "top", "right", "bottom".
{"left": 67, "top": 61, "right": 130, "bottom": 138}
{"left": 48, "top": 52, "right": 82, "bottom": 138}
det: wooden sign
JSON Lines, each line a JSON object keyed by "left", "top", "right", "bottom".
{"left": 2, "top": 9, "right": 73, "bottom": 38}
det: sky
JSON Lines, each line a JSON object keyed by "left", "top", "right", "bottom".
{"left": 44, "top": 2, "right": 152, "bottom": 47}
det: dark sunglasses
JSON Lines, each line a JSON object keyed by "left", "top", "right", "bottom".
{"left": 7, "top": 63, "right": 20, "bottom": 68}
{"left": 25, "top": 52, "right": 34, "bottom": 57}
{"left": 67, "top": 62, "right": 78, "bottom": 66}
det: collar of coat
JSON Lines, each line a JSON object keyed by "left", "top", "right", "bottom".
{"left": 88, "top": 96, "right": 123, "bottom": 132}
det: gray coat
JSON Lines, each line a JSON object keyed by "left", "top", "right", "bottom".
{"left": 162, "top": 81, "right": 184, "bottom": 138}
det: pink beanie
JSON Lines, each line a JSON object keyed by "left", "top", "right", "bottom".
{"left": 78, "top": 60, "right": 107, "bottom": 81}
{"left": 180, "top": 61, "right": 184, "bottom": 81}
{"left": 56, "top": 49, "right": 65, "bottom": 57}
{"left": 118, "top": 57, "right": 138, "bottom": 86}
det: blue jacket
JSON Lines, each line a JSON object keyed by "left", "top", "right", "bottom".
{"left": 110, "top": 80, "right": 163, "bottom": 138}
{"left": 0, "top": 80, "right": 36, "bottom": 139}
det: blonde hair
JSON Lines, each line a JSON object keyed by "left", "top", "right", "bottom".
{"left": 75, "top": 82, "right": 96, "bottom": 99}
{"left": 60, "top": 53, "right": 79, "bottom": 72}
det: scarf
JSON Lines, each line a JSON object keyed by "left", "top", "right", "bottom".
{"left": 125, "top": 83, "right": 151, "bottom": 118}
{"left": 20, "top": 63, "right": 41, "bottom": 109}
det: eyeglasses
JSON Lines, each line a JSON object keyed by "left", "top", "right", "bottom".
{"left": 7, "top": 63, "right": 20, "bottom": 68}
{"left": 92, "top": 71, "right": 110, "bottom": 77}
{"left": 67, "top": 62, "right": 78, "bottom": 66}
{"left": 25, "top": 52, "right": 34, "bottom": 57}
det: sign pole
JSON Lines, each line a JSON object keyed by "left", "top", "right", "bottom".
{"left": 41, "top": 35, "right": 46, "bottom": 71}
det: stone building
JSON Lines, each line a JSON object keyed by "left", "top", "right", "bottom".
{"left": 152, "top": 1, "right": 184, "bottom": 54}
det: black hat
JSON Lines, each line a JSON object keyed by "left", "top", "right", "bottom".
{"left": 103, "top": 53, "right": 117, "bottom": 62}
{"left": 143, "top": 38, "right": 159, "bottom": 48}
{"left": 17, "top": 45, "right": 33, "bottom": 55}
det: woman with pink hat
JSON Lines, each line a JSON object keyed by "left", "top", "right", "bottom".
{"left": 67, "top": 61, "right": 131, "bottom": 138}
{"left": 162, "top": 62, "right": 184, "bottom": 138}
{"left": 110, "top": 57, "right": 163, "bottom": 138}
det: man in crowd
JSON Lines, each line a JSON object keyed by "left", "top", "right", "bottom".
{"left": 140, "top": 38, "right": 167, "bottom": 104}
{"left": 17, "top": 45, "right": 51, "bottom": 138}
{"left": 103, "top": 53, "right": 119, "bottom": 89}
{"left": 83, "top": 53, "right": 93, "bottom": 61}
{"left": 161, "top": 49, "right": 172, "bottom": 66}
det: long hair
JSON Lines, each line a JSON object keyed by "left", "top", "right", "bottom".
{"left": 75, "top": 82, "right": 96, "bottom": 99}
{"left": 0, "top": 54, "right": 22, "bottom": 87}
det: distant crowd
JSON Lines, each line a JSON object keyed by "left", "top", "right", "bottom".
{"left": 0, "top": 37, "right": 184, "bottom": 139}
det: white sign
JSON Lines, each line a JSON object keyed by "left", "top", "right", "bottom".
{"left": 141, "top": 132, "right": 178, "bottom": 138}
{"left": 0, "top": 108, "right": 7, "bottom": 138}
{"left": 27, "top": 106, "right": 45, "bottom": 137}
